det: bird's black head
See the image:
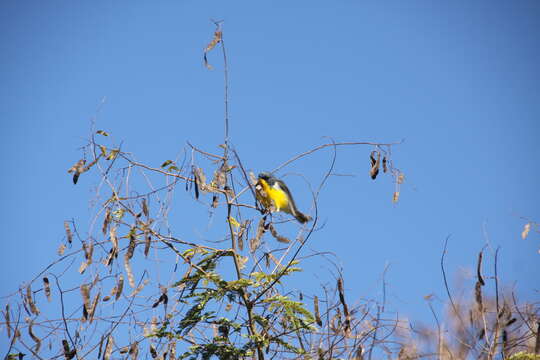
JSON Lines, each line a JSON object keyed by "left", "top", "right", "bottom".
{"left": 258, "top": 172, "right": 275, "bottom": 185}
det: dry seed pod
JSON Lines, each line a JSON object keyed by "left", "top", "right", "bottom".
{"left": 268, "top": 223, "right": 290, "bottom": 243}
{"left": 42, "top": 278, "right": 51, "bottom": 302}
{"left": 476, "top": 251, "right": 485, "bottom": 286}
{"left": 369, "top": 151, "right": 380, "bottom": 180}
{"left": 149, "top": 344, "right": 158, "bottom": 358}
{"left": 142, "top": 198, "right": 149, "bottom": 218}
{"left": 144, "top": 232, "right": 151, "bottom": 258}
{"left": 67, "top": 159, "right": 86, "bottom": 184}
{"left": 88, "top": 292, "right": 100, "bottom": 323}
{"left": 26, "top": 284, "right": 39, "bottom": 316}
{"left": 475, "top": 281, "right": 483, "bottom": 313}
{"left": 126, "top": 232, "right": 136, "bottom": 261}
{"left": 80, "top": 284, "right": 90, "bottom": 320}
{"left": 382, "top": 156, "right": 387, "bottom": 173}
{"left": 115, "top": 275, "right": 124, "bottom": 301}
{"left": 129, "top": 341, "right": 139, "bottom": 360}
{"left": 104, "top": 335, "right": 113, "bottom": 360}
{"left": 4, "top": 304, "right": 11, "bottom": 339}
{"left": 102, "top": 207, "right": 111, "bottom": 235}
{"left": 314, "top": 296, "right": 322, "bottom": 326}
{"left": 521, "top": 223, "right": 531, "bottom": 239}
{"left": 64, "top": 221, "right": 72, "bottom": 244}
{"left": 392, "top": 191, "right": 400, "bottom": 203}
{"left": 128, "top": 279, "right": 149, "bottom": 298}
{"left": 57, "top": 243, "right": 66, "bottom": 256}
{"left": 110, "top": 227, "right": 118, "bottom": 252}
{"left": 203, "top": 28, "right": 223, "bottom": 70}
{"left": 26, "top": 317, "right": 41, "bottom": 353}
{"left": 125, "top": 257, "right": 135, "bottom": 288}
{"left": 62, "top": 339, "right": 76, "bottom": 359}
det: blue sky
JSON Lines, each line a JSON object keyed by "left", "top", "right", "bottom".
{"left": 1, "top": 0, "right": 539, "bottom": 355}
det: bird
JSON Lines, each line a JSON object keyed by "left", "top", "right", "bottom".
{"left": 256, "top": 172, "right": 310, "bottom": 224}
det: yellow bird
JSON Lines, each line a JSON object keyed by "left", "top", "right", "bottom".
{"left": 256, "top": 172, "right": 310, "bottom": 224}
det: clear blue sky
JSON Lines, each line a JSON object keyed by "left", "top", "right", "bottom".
{"left": 1, "top": 0, "right": 539, "bottom": 354}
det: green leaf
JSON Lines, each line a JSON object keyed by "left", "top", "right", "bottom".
{"left": 161, "top": 160, "right": 173, "bottom": 168}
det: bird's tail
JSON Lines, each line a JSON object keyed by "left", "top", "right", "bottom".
{"left": 293, "top": 210, "right": 311, "bottom": 224}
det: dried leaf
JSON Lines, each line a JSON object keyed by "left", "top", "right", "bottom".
{"left": 96, "top": 130, "right": 109, "bottom": 136}
{"left": 203, "top": 29, "right": 222, "bottom": 70}
{"left": 105, "top": 149, "right": 118, "bottom": 161}
{"left": 102, "top": 295, "right": 111, "bottom": 302}
{"left": 99, "top": 145, "right": 107, "bottom": 157}
{"left": 42, "top": 278, "right": 51, "bottom": 302}
{"left": 521, "top": 223, "right": 531, "bottom": 240}
{"left": 161, "top": 160, "right": 173, "bottom": 168}
{"left": 228, "top": 216, "right": 240, "bottom": 229}
{"left": 64, "top": 221, "right": 73, "bottom": 244}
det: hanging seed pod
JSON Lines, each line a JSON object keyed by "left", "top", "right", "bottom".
{"left": 64, "top": 221, "right": 73, "bottom": 244}
{"left": 314, "top": 296, "right": 322, "bottom": 327}
{"left": 142, "top": 198, "right": 149, "bottom": 218}
{"left": 102, "top": 208, "right": 111, "bottom": 235}
{"left": 144, "top": 232, "right": 151, "bottom": 258}
{"left": 26, "top": 317, "right": 41, "bottom": 353}
{"left": 129, "top": 341, "right": 139, "bottom": 360}
{"left": 26, "top": 284, "right": 40, "bottom": 316}
{"left": 369, "top": 151, "right": 380, "bottom": 180}
{"left": 4, "top": 304, "right": 11, "bottom": 339}
{"left": 42, "top": 278, "right": 51, "bottom": 302}
{"left": 103, "top": 335, "right": 113, "bottom": 360}
{"left": 115, "top": 275, "right": 124, "bottom": 301}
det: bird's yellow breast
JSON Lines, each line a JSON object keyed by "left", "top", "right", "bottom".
{"left": 258, "top": 179, "right": 289, "bottom": 212}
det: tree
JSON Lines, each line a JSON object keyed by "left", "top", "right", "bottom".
{"left": 2, "top": 24, "right": 538, "bottom": 360}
